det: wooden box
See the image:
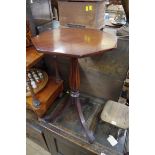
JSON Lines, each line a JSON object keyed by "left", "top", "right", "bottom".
{"left": 26, "top": 77, "right": 63, "bottom": 118}
{"left": 58, "top": 0, "right": 106, "bottom": 29}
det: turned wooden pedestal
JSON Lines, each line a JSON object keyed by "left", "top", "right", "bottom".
{"left": 32, "top": 28, "right": 117, "bottom": 143}
{"left": 69, "top": 58, "right": 95, "bottom": 142}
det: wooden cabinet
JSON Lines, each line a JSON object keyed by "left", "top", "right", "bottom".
{"left": 26, "top": 92, "right": 128, "bottom": 155}
{"left": 26, "top": 119, "right": 49, "bottom": 151}
{"left": 44, "top": 129, "right": 96, "bottom": 155}
{"left": 35, "top": 93, "right": 127, "bottom": 155}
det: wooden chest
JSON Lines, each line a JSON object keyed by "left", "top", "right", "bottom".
{"left": 58, "top": 0, "right": 106, "bottom": 29}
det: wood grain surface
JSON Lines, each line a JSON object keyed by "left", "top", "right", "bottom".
{"left": 26, "top": 76, "right": 63, "bottom": 117}
{"left": 69, "top": 58, "right": 80, "bottom": 91}
{"left": 26, "top": 46, "right": 44, "bottom": 69}
{"left": 32, "top": 28, "right": 117, "bottom": 58}
{"left": 44, "top": 34, "right": 128, "bottom": 100}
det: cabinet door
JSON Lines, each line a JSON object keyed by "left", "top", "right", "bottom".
{"left": 44, "top": 129, "right": 96, "bottom": 155}
{"left": 26, "top": 120, "right": 49, "bottom": 151}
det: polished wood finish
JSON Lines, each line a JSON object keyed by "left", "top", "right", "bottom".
{"left": 69, "top": 58, "right": 80, "bottom": 91}
{"left": 32, "top": 27, "right": 117, "bottom": 143}
{"left": 26, "top": 20, "right": 33, "bottom": 47}
{"left": 26, "top": 46, "right": 44, "bottom": 69}
{"left": 69, "top": 58, "right": 95, "bottom": 143}
{"left": 32, "top": 28, "right": 117, "bottom": 58}
{"left": 27, "top": 76, "right": 63, "bottom": 117}
{"left": 44, "top": 32, "right": 129, "bottom": 101}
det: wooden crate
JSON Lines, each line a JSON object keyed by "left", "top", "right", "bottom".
{"left": 58, "top": 0, "right": 106, "bottom": 29}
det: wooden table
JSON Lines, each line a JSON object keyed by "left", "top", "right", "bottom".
{"left": 32, "top": 28, "right": 117, "bottom": 143}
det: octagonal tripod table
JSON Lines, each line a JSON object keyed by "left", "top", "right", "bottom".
{"left": 32, "top": 28, "right": 117, "bottom": 143}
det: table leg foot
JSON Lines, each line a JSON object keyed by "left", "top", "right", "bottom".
{"left": 42, "top": 96, "right": 70, "bottom": 123}
{"left": 69, "top": 58, "right": 95, "bottom": 143}
{"left": 76, "top": 97, "right": 95, "bottom": 143}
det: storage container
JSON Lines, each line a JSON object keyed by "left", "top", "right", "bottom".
{"left": 58, "top": 0, "right": 106, "bottom": 29}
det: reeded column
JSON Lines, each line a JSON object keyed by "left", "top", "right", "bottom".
{"left": 69, "top": 58, "right": 95, "bottom": 143}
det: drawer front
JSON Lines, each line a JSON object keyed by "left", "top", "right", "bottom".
{"left": 26, "top": 120, "right": 48, "bottom": 151}
{"left": 44, "top": 129, "right": 96, "bottom": 155}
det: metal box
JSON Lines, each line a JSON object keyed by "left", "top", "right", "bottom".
{"left": 58, "top": 0, "right": 106, "bottom": 29}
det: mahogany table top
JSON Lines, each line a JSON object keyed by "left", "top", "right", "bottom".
{"left": 32, "top": 28, "right": 117, "bottom": 58}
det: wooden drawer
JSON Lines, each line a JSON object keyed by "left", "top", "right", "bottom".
{"left": 26, "top": 120, "right": 49, "bottom": 151}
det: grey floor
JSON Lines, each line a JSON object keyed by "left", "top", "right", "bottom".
{"left": 26, "top": 138, "right": 51, "bottom": 155}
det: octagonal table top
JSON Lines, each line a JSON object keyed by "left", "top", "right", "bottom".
{"left": 32, "top": 28, "right": 117, "bottom": 58}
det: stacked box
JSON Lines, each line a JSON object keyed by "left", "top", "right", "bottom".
{"left": 58, "top": 0, "right": 106, "bottom": 29}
